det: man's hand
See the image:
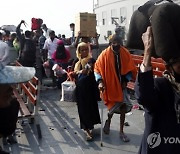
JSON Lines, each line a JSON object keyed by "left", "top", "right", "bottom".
{"left": 20, "top": 20, "right": 25, "bottom": 24}
{"left": 98, "top": 81, "right": 105, "bottom": 92}
{"left": 142, "top": 26, "right": 153, "bottom": 67}
{"left": 78, "top": 31, "right": 81, "bottom": 37}
{"left": 142, "top": 26, "right": 153, "bottom": 55}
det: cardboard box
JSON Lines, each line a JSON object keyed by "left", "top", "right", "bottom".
{"left": 75, "top": 12, "right": 97, "bottom": 37}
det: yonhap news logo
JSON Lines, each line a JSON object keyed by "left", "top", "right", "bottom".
{"left": 147, "top": 132, "right": 161, "bottom": 148}
{"left": 147, "top": 132, "right": 180, "bottom": 148}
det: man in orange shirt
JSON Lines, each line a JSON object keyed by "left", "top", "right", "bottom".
{"left": 94, "top": 34, "right": 136, "bottom": 142}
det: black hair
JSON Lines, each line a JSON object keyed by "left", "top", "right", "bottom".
{"left": 49, "top": 30, "right": 55, "bottom": 35}
{"left": 56, "top": 44, "right": 67, "bottom": 59}
{"left": 109, "top": 34, "right": 123, "bottom": 45}
{"left": 25, "top": 30, "right": 32, "bottom": 38}
{"left": 4, "top": 30, "right": 10, "bottom": 36}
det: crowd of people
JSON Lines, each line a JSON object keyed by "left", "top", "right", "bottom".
{"left": 1, "top": 14, "right": 180, "bottom": 154}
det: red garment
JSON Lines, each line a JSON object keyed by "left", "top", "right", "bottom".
{"left": 52, "top": 48, "right": 71, "bottom": 63}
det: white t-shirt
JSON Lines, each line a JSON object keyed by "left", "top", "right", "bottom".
{"left": 43, "top": 38, "right": 59, "bottom": 59}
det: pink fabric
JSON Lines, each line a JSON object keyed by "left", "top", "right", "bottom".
{"left": 57, "top": 40, "right": 64, "bottom": 45}
{"left": 52, "top": 48, "right": 71, "bottom": 63}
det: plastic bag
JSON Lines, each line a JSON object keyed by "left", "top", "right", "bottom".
{"left": 52, "top": 64, "right": 66, "bottom": 77}
{"left": 60, "top": 81, "right": 76, "bottom": 102}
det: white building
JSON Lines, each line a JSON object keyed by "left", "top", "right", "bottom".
{"left": 93, "top": 0, "right": 180, "bottom": 44}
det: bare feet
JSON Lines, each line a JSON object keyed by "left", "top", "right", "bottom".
{"left": 103, "top": 120, "right": 111, "bottom": 134}
{"left": 120, "top": 133, "right": 130, "bottom": 142}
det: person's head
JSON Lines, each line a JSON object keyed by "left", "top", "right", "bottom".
{"left": 25, "top": 30, "right": 32, "bottom": 39}
{"left": 49, "top": 30, "right": 55, "bottom": 39}
{"left": 166, "top": 57, "right": 180, "bottom": 83}
{"left": 58, "top": 34, "right": 61, "bottom": 39}
{"left": 41, "top": 24, "right": 47, "bottom": 30}
{"left": 109, "top": 34, "right": 122, "bottom": 53}
{"left": 81, "top": 37, "right": 90, "bottom": 43}
{"left": 56, "top": 40, "right": 65, "bottom": 52}
{"left": 76, "top": 42, "right": 90, "bottom": 59}
{"left": 62, "top": 34, "right": 66, "bottom": 39}
{"left": 115, "top": 26, "right": 121, "bottom": 35}
{"left": 10, "top": 33, "right": 17, "bottom": 41}
{"left": 34, "top": 30, "right": 42, "bottom": 37}
{"left": 3, "top": 30, "right": 10, "bottom": 41}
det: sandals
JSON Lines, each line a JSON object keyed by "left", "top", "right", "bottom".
{"left": 103, "top": 120, "right": 111, "bottom": 134}
{"left": 120, "top": 133, "right": 130, "bottom": 142}
{"left": 84, "top": 130, "right": 93, "bottom": 141}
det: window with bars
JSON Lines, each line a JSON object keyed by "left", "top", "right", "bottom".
{"left": 102, "top": 11, "right": 107, "bottom": 25}
{"left": 111, "top": 9, "right": 117, "bottom": 24}
{"left": 120, "top": 7, "right": 127, "bottom": 24}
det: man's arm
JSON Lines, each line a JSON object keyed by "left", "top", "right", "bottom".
{"left": 73, "top": 31, "right": 81, "bottom": 48}
{"left": 93, "top": 33, "right": 99, "bottom": 48}
{"left": 42, "top": 40, "right": 48, "bottom": 61}
{"left": 135, "top": 27, "right": 158, "bottom": 110}
{"left": 16, "top": 20, "right": 25, "bottom": 44}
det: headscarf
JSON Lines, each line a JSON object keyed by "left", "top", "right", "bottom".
{"left": 74, "top": 42, "right": 91, "bottom": 72}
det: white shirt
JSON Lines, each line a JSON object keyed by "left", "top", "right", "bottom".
{"left": 0, "top": 40, "right": 10, "bottom": 65}
{"left": 43, "top": 38, "right": 59, "bottom": 59}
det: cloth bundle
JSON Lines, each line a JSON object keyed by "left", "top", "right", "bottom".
{"left": 126, "top": 1, "right": 180, "bottom": 62}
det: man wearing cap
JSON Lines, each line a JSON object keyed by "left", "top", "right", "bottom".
{"left": 135, "top": 27, "right": 180, "bottom": 154}
{"left": 94, "top": 34, "right": 137, "bottom": 142}
{"left": 0, "top": 63, "right": 35, "bottom": 154}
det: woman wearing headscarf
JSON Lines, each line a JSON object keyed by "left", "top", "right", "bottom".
{"left": 52, "top": 40, "right": 71, "bottom": 67}
{"left": 51, "top": 40, "right": 71, "bottom": 88}
{"left": 74, "top": 42, "right": 101, "bottom": 141}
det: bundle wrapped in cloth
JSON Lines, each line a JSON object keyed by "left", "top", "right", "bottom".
{"left": 126, "top": 0, "right": 180, "bottom": 62}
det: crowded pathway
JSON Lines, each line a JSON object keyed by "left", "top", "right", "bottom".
{"left": 3, "top": 79, "right": 144, "bottom": 154}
